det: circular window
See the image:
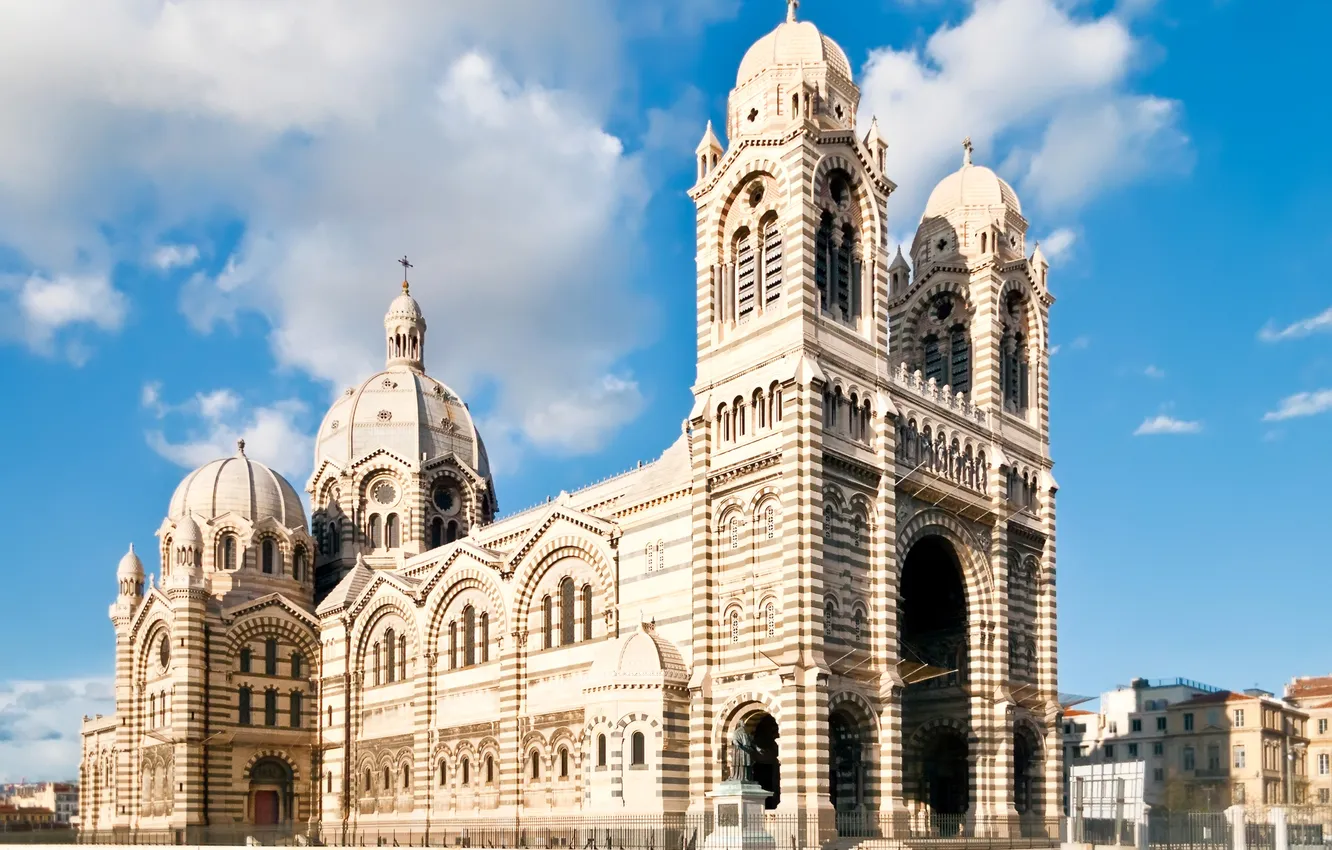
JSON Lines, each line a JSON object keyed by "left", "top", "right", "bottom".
{"left": 749, "top": 184, "right": 764, "bottom": 208}
{"left": 158, "top": 635, "right": 171, "bottom": 671}
{"left": 371, "top": 479, "right": 398, "bottom": 506}
{"left": 432, "top": 484, "right": 458, "bottom": 515}
{"left": 377, "top": 410, "right": 392, "bottom": 422}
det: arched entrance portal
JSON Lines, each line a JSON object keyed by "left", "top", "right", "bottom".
{"left": 829, "top": 709, "right": 866, "bottom": 812}
{"left": 730, "top": 711, "right": 781, "bottom": 810}
{"left": 899, "top": 534, "right": 972, "bottom": 817}
{"left": 248, "top": 757, "right": 295, "bottom": 826}
{"left": 1014, "top": 725, "right": 1041, "bottom": 817}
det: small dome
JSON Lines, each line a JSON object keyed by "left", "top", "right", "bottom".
{"left": 588, "top": 621, "right": 688, "bottom": 687}
{"left": 117, "top": 543, "right": 144, "bottom": 578}
{"left": 387, "top": 285, "right": 423, "bottom": 322}
{"left": 737, "top": 19, "right": 852, "bottom": 85}
{"left": 175, "top": 515, "right": 203, "bottom": 548}
{"left": 922, "top": 142, "right": 1022, "bottom": 220}
{"left": 167, "top": 443, "right": 306, "bottom": 528}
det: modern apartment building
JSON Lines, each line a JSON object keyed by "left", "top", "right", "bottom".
{"left": 1063, "top": 678, "right": 1309, "bottom": 810}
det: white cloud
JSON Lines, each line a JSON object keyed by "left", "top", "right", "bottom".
{"left": 0, "top": 0, "right": 687, "bottom": 456}
{"left": 151, "top": 243, "right": 199, "bottom": 270}
{"left": 1039, "top": 227, "right": 1077, "bottom": 263}
{"left": 1134, "top": 414, "right": 1201, "bottom": 435}
{"left": 859, "top": 0, "right": 1188, "bottom": 220}
{"left": 0, "top": 273, "right": 128, "bottom": 357}
{"left": 1144, "top": 364, "right": 1165, "bottom": 379}
{"left": 0, "top": 678, "right": 114, "bottom": 783}
{"left": 145, "top": 385, "right": 313, "bottom": 483}
{"left": 1259, "top": 306, "right": 1332, "bottom": 343}
{"left": 522, "top": 373, "right": 646, "bottom": 455}
{"left": 1262, "top": 390, "right": 1332, "bottom": 423}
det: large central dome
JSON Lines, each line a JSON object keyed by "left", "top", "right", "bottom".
{"left": 736, "top": 3, "right": 852, "bottom": 85}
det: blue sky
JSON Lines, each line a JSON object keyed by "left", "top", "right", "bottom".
{"left": 1, "top": 0, "right": 1328, "bottom": 780}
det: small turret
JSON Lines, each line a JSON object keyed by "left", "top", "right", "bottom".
{"left": 171, "top": 515, "right": 204, "bottom": 585}
{"left": 863, "top": 116, "right": 887, "bottom": 174}
{"left": 1030, "top": 242, "right": 1049, "bottom": 290}
{"left": 695, "top": 121, "right": 723, "bottom": 182}
{"left": 117, "top": 543, "right": 144, "bottom": 599}
{"left": 888, "top": 245, "right": 911, "bottom": 295}
{"left": 385, "top": 257, "right": 427, "bottom": 373}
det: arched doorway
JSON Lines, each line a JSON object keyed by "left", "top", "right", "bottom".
{"left": 1014, "top": 724, "right": 1041, "bottom": 819}
{"left": 248, "top": 757, "right": 294, "bottom": 826}
{"left": 730, "top": 710, "right": 781, "bottom": 810}
{"left": 829, "top": 709, "right": 866, "bottom": 813}
{"left": 899, "top": 534, "right": 971, "bottom": 819}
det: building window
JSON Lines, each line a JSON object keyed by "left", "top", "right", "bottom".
{"left": 765, "top": 603, "right": 776, "bottom": 638}
{"left": 1207, "top": 744, "right": 1221, "bottom": 771}
{"left": 631, "top": 731, "right": 646, "bottom": 766}
{"left": 1234, "top": 746, "right": 1246, "bottom": 769}
{"left": 1321, "top": 789, "right": 1330, "bottom": 805}
{"left": 369, "top": 514, "right": 382, "bottom": 548}
{"left": 485, "top": 755, "right": 494, "bottom": 784}
{"left": 1183, "top": 713, "right": 1194, "bottom": 731}
{"left": 385, "top": 628, "right": 396, "bottom": 683}
{"left": 543, "top": 596, "right": 553, "bottom": 649}
{"left": 448, "top": 622, "right": 457, "bottom": 670}
{"left": 221, "top": 534, "right": 237, "bottom": 570}
{"left": 1234, "top": 709, "right": 1245, "bottom": 727}
{"left": 582, "top": 584, "right": 593, "bottom": 642}
{"left": 264, "top": 689, "right": 277, "bottom": 727}
{"left": 291, "top": 652, "right": 302, "bottom": 679}
{"left": 385, "top": 513, "right": 400, "bottom": 548}
{"left": 729, "top": 516, "right": 739, "bottom": 549}
{"left": 461, "top": 758, "right": 470, "bottom": 786}
{"left": 1105, "top": 744, "right": 1115, "bottom": 759}
{"left": 530, "top": 751, "right": 540, "bottom": 780}
{"left": 262, "top": 539, "right": 276, "bottom": 574}
{"left": 1153, "top": 742, "right": 1164, "bottom": 756}
{"left": 560, "top": 577, "right": 576, "bottom": 645}
{"left": 597, "top": 734, "right": 607, "bottom": 767}
{"left": 463, "top": 605, "right": 476, "bottom": 667}
{"left": 729, "top": 609, "right": 740, "bottom": 643}
{"left": 326, "top": 705, "right": 332, "bottom": 727}
{"left": 1128, "top": 744, "right": 1139, "bottom": 757}
{"left": 383, "top": 766, "right": 391, "bottom": 792}
{"left": 265, "top": 638, "right": 277, "bottom": 675}
{"left": 437, "top": 761, "right": 446, "bottom": 788}
{"left": 480, "top": 612, "right": 490, "bottom": 663}
{"left": 1131, "top": 719, "right": 1142, "bottom": 732}
{"left": 1109, "top": 721, "right": 1118, "bottom": 735}
{"left": 1153, "top": 768, "right": 1164, "bottom": 782}
{"left": 559, "top": 748, "right": 569, "bottom": 779}
{"left": 431, "top": 517, "right": 443, "bottom": 548}
{"left": 1321, "top": 719, "right": 1328, "bottom": 735}
{"left": 240, "top": 647, "right": 251, "bottom": 673}
{"left": 1183, "top": 747, "right": 1195, "bottom": 771}
{"left": 289, "top": 691, "right": 302, "bottom": 728}
{"left": 765, "top": 505, "right": 776, "bottom": 539}
{"left": 1320, "top": 754, "right": 1330, "bottom": 776}
{"left": 1157, "top": 717, "right": 1168, "bottom": 731}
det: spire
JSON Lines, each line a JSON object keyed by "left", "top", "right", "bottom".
{"left": 962, "top": 136, "right": 974, "bottom": 167}
{"left": 787, "top": 0, "right": 799, "bottom": 22}
{"left": 889, "top": 244, "right": 910, "bottom": 271}
{"left": 696, "top": 120, "right": 722, "bottom": 154}
{"left": 864, "top": 116, "right": 883, "bottom": 147}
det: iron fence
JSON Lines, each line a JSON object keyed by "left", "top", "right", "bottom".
{"left": 1146, "top": 811, "right": 1231, "bottom": 850}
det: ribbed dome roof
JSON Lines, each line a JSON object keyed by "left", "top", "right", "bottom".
{"left": 922, "top": 161, "right": 1022, "bottom": 220}
{"left": 167, "top": 444, "right": 306, "bottom": 528}
{"left": 117, "top": 543, "right": 144, "bottom": 578}
{"left": 737, "top": 20, "right": 852, "bottom": 85}
{"left": 588, "top": 621, "right": 688, "bottom": 686}
{"left": 315, "top": 371, "right": 492, "bottom": 482}
{"left": 175, "top": 515, "right": 203, "bottom": 547}
{"left": 387, "top": 288, "right": 423, "bottom": 321}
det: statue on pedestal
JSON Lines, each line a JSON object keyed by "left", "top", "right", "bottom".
{"left": 728, "top": 726, "right": 760, "bottom": 783}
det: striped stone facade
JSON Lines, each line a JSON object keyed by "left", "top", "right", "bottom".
{"left": 80, "top": 5, "right": 1060, "bottom": 844}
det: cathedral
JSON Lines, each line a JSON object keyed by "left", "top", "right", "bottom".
{"left": 79, "top": 4, "right": 1061, "bottom": 845}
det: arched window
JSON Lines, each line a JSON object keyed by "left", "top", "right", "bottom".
{"left": 770, "top": 382, "right": 783, "bottom": 424}
{"left": 825, "top": 598, "right": 837, "bottom": 631}
{"left": 950, "top": 325, "right": 971, "bottom": 393}
{"left": 264, "top": 689, "right": 277, "bottom": 727}
{"left": 645, "top": 543, "right": 654, "bottom": 573}
{"left": 448, "top": 622, "right": 457, "bottom": 670}
{"left": 560, "top": 577, "right": 575, "bottom": 645}
{"left": 430, "top": 517, "right": 443, "bottom": 548}
{"left": 446, "top": 520, "right": 459, "bottom": 543}
{"left": 543, "top": 596, "right": 553, "bottom": 649}
{"left": 289, "top": 691, "right": 302, "bottom": 728}
{"left": 734, "top": 227, "right": 756, "bottom": 322}
{"left": 292, "top": 547, "right": 305, "bottom": 582}
{"left": 290, "top": 652, "right": 302, "bottom": 678}
{"left": 559, "top": 747, "right": 569, "bottom": 778}
{"left": 261, "top": 539, "right": 276, "bottom": 574}
{"left": 729, "top": 516, "right": 739, "bottom": 549}
{"left": 327, "top": 770, "right": 333, "bottom": 793}
{"left": 401, "top": 764, "right": 410, "bottom": 790}
{"left": 717, "top": 403, "right": 729, "bottom": 443}
{"left": 369, "top": 514, "right": 382, "bottom": 548}
{"left": 598, "top": 734, "right": 608, "bottom": 767}
{"left": 363, "top": 768, "right": 372, "bottom": 795}
{"left": 530, "top": 751, "right": 541, "bottom": 780}
{"left": 463, "top": 605, "right": 476, "bottom": 667}
{"left": 239, "top": 647, "right": 251, "bottom": 673}
{"left": 383, "top": 766, "right": 391, "bottom": 793}
{"left": 837, "top": 223, "right": 857, "bottom": 321}
{"left": 326, "top": 705, "right": 333, "bottom": 727}
{"left": 148, "top": 694, "right": 156, "bottom": 728}
{"left": 761, "top": 213, "right": 783, "bottom": 307}
{"left": 765, "top": 602, "right": 776, "bottom": 638}
{"left": 631, "top": 731, "right": 646, "bottom": 766}
{"left": 729, "top": 609, "right": 740, "bottom": 643}
{"left": 815, "top": 212, "right": 834, "bottom": 311}
{"left": 480, "top": 612, "right": 490, "bottom": 663}
{"left": 581, "top": 584, "right": 593, "bottom": 642}
{"left": 221, "top": 534, "right": 237, "bottom": 571}
{"left": 385, "top": 513, "right": 400, "bottom": 548}
{"left": 385, "top": 629, "right": 396, "bottom": 683}
{"left": 734, "top": 396, "right": 746, "bottom": 437}
{"left": 372, "top": 641, "right": 381, "bottom": 685}
{"left": 657, "top": 540, "right": 666, "bottom": 571}
{"left": 330, "top": 519, "right": 341, "bottom": 554}
{"left": 485, "top": 755, "right": 495, "bottom": 784}
{"left": 923, "top": 334, "right": 944, "bottom": 384}
{"left": 981, "top": 231, "right": 988, "bottom": 253}
{"left": 398, "top": 634, "right": 407, "bottom": 680}
{"left": 437, "top": 761, "right": 446, "bottom": 787}
{"left": 264, "top": 638, "right": 277, "bottom": 675}
{"left": 765, "top": 505, "right": 776, "bottom": 539}
{"left": 753, "top": 389, "right": 765, "bottom": 429}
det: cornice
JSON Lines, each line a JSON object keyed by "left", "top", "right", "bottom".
{"left": 707, "top": 450, "right": 782, "bottom": 492}
{"left": 823, "top": 450, "right": 883, "bottom": 487}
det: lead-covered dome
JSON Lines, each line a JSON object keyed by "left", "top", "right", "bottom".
{"left": 167, "top": 442, "right": 306, "bottom": 528}
{"left": 737, "top": 18, "right": 852, "bottom": 85}
{"left": 314, "top": 371, "right": 492, "bottom": 481}
{"left": 922, "top": 141, "right": 1022, "bottom": 220}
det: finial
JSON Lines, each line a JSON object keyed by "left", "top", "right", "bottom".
{"left": 398, "top": 255, "right": 413, "bottom": 293}
{"left": 236, "top": 438, "right": 246, "bottom": 456}
{"left": 128, "top": 542, "right": 135, "bottom": 554}
{"left": 962, "top": 136, "right": 974, "bottom": 166}
{"left": 787, "top": 0, "right": 798, "bottom": 23}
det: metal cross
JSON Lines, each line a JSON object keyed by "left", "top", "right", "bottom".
{"left": 398, "top": 255, "right": 413, "bottom": 280}
{"left": 962, "top": 136, "right": 974, "bottom": 166}
{"left": 787, "top": 0, "right": 799, "bottom": 22}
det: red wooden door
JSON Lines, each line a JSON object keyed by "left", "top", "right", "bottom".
{"left": 253, "top": 790, "right": 279, "bottom": 825}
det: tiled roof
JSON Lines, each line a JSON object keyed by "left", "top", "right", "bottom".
{"left": 1063, "top": 709, "right": 1095, "bottom": 716}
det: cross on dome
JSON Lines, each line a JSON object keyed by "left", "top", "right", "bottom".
{"left": 787, "top": 0, "right": 799, "bottom": 22}
{"left": 398, "top": 255, "right": 413, "bottom": 293}
{"left": 236, "top": 438, "right": 246, "bottom": 456}
{"left": 962, "top": 136, "right": 974, "bottom": 166}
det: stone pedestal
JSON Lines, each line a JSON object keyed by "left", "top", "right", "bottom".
{"left": 701, "top": 780, "right": 776, "bottom": 850}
